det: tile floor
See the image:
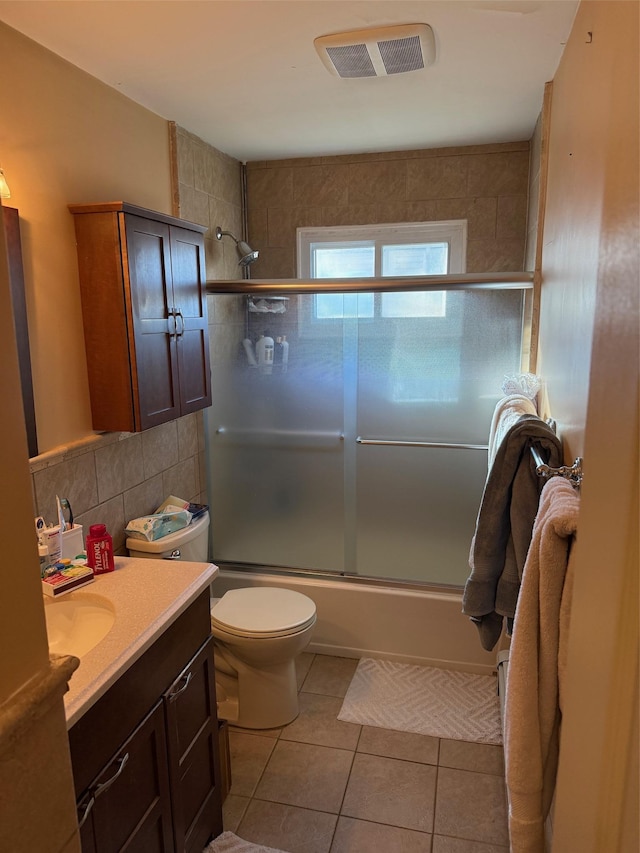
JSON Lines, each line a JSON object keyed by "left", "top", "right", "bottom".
{"left": 221, "top": 653, "right": 509, "bottom": 853}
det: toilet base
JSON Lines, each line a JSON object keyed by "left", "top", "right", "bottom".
{"left": 214, "top": 650, "right": 301, "bottom": 729}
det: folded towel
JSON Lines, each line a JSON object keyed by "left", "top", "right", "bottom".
{"left": 505, "top": 477, "right": 580, "bottom": 852}
{"left": 462, "top": 413, "right": 563, "bottom": 651}
{"left": 488, "top": 394, "right": 538, "bottom": 470}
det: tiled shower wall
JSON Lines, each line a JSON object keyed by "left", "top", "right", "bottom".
{"left": 245, "top": 141, "right": 530, "bottom": 278}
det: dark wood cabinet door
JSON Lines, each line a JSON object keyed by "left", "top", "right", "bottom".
{"left": 169, "top": 224, "right": 211, "bottom": 416}
{"left": 85, "top": 701, "right": 174, "bottom": 853}
{"left": 70, "top": 202, "right": 210, "bottom": 432}
{"left": 164, "top": 635, "right": 223, "bottom": 853}
{"left": 124, "top": 214, "right": 181, "bottom": 430}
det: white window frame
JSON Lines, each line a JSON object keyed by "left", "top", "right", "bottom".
{"left": 296, "top": 220, "right": 467, "bottom": 280}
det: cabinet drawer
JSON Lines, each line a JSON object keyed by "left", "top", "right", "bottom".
{"left": 78, "top": 702, "right": 173, "bottom": 853}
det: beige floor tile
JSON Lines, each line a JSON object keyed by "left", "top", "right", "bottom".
{"left": 255, "top": 740, "right": 354, "bottom": 814}
{"left": 301, "top": 655, "right": 359, "bottom": 698}
{"left": 222, "top": 793, "right": 250, "bottom": 834}
{"left": 432, "top": 835, "right": 509, "bottom": 852}
{"left": 229, "top": 731, "right": 277, "bottom": 797}
{"left": 434, "top": 768, "right": 509, "bottom": 847}
{"left": 238, "top": 799, "right": 337, "bottom": 853}
{"left": 341, "top": 753, "right": 436, "bottom": 834}
{"left": 357, "top": 726, "right": 438, "bottom": 765}
{"left": 330, "top": 816, "right": 431, "bottom": 853}
{"left": 230, "top": 723, "right": 282, "bottom": 739}
{"left": 296, "top": 652, "right": 315, "bottom": 690}
{"left": 439, "top": 740, "right": 505, "bottom": 777}
{"left": 281, "top": 693, "right": 361, "bottom": 751}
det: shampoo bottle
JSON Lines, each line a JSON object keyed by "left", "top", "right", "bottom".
{"left": 256, "top": 333, "right": 274, "bottom": 374}
{"left": 86, "top": 524, "right": 115, "bottom": 574}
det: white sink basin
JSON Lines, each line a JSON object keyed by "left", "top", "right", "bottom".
{"left": 44, "top": 592, "right": 116, "bottom": 658}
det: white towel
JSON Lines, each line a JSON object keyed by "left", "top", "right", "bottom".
{"left": 205, "top": 832, "right": 291, "bottom": 853}
{"left": 488, "top": 394, "right": 538, "bottom": 469}
{"left": 504, "top": 477, "right": 580, "bottom": 852}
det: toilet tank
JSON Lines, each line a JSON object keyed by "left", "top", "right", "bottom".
{"left": 126, "top": 511, "right": 210, "bottom": 562}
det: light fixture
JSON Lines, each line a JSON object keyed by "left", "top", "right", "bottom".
{"left": 0, "top": 167, "right": 11, "bottom": 199}
{"left": 215, "top": 226, "right": 259, "bottom": 267}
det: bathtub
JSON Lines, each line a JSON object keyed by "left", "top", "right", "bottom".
{"left": 210, "top": 569, "right": 503, "bottom": 675}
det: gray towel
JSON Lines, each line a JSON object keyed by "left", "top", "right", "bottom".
{"left": 462, "top": 414, "right": 563, "bottom": 651}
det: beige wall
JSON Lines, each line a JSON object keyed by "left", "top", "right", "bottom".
{"left": 246, "top": 142, "right": 530, "bottom": 278}
{"left": 0, "top": 22, "right": 172, "bottom": 454}
{"left": 537, "top": 2, "right": 638, "bottom": 848}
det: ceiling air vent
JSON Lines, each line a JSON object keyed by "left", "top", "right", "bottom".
{"left": 314, "top": 23, "right": 435, "bottom": 79}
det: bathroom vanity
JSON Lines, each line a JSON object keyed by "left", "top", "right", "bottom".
{"left": 54, "top": 558, "right": 223, "bottom": 853}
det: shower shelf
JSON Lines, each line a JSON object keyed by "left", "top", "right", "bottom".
{"left": 247, "top": 296, "right": 289, "bottom": 314}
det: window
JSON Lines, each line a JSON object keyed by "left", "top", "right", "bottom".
{"left": 297, "top": 220, "right": 467, "bottom": 320}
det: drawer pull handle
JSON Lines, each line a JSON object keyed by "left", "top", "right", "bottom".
{"left": 77, "top": 795, "right": 95, "bottom": 830}
{"left": 94, "top": 752, "right": 129, "bottom": 798}
{"left": 169, "top": 671, "right": 193, "bottom": 701}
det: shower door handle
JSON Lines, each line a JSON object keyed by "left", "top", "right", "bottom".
{"left": 356, "top": 437, "right": 488, "bottom": 450}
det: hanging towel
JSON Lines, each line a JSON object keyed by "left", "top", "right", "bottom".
{"left": 488, "top": 394, "right": 538, "bottom": 470}
{"left": 504, "top": 477, "right": 580, "bottom": 853}
{"left": 462, "top": 411, "right": 562, "bottom": 651}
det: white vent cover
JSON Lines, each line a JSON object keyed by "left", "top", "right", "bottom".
{"left": 314, "top": 23, "right": 435, "bottom": 79}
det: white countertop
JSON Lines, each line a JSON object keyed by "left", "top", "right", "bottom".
{"left": 48, "top": 556, "right": 218, "bottom": 729}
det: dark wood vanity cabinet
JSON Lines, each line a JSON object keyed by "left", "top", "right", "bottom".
{"left": 69, "top": 202, "right": 211, "bottom": 433}
{"left": 70, "top": 591, "right": 223, "bottom": 853}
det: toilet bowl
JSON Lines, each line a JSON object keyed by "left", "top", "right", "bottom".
{"left": 210, "top": 587, "right": 317, "bottom": 729}
{"left": 126, "top": 513, "right": 316, "bottom": 729}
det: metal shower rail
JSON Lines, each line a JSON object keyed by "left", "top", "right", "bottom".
{"left": 205, "top": 271, "right": 533, "bottom": 295}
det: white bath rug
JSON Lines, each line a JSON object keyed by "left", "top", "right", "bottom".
{"left": 338, "top": 657, "right": 502, "bottom": 744}
{"left": 204, "top": 831, "right": 292, "bottom": 853}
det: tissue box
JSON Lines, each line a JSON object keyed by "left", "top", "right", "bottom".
{"left": 61, "top": 525, "right": 84, "bottom": 560}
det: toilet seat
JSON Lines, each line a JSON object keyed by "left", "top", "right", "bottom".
{"left": 210, "top": 587, "right": 316, "bottom": 639}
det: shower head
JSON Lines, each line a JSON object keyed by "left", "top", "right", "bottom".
{"left": 215, "top": 226, "right": 259, "bottom": 267}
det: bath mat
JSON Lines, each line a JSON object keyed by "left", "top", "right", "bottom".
{"left": 338, "top": 657, "right": 502, "bottom": 744}
{"left": 204, "top": 831, "right": 291, "bottom": 853}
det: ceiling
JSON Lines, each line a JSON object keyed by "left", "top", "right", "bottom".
{"left": 0, "top": 0, "right": 579, "bottom": 163}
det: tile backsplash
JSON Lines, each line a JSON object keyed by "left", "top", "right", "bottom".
{"left": 30, "top": 412, "right": 207, "bottom": 555}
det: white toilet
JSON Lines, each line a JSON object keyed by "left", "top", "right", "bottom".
{"left": 210, "top": 587, "right": 317, "bottom": 729}
{"left": 126, "top": 511, "right": 317, "bottom": 730}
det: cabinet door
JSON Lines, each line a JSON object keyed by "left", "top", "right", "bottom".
{"left": 169, "top": 224, "right": 212, "bottom": 415}
{"left": 124, "top": 213, "right": 181, "bottom": 430}
{"left": 78, "top": 701, "right": 174, "bottom": 853}
{"left": 164, "top": 635, "right": 223, "bottom": 853}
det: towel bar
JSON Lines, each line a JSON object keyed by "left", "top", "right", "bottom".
{"left": 530, "top": 446, "right": 583, "bottom": 488}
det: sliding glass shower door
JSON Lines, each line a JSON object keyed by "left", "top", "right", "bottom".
{"left": 206, "top": 284, "right": 526, "bottom": 586}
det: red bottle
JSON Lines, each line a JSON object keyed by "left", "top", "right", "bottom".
{"left": 86, "top": 524, "right": 115, "bottom": 574}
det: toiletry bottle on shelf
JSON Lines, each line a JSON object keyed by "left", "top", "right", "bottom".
{"left": 86, "top": 524, "right": 115, "bottom": 574}
{"left": 280, "top": 335, "right": 289, "bottom": 373}
{"left": 255, "top": 332, "right": 274, "bottom": 374}
{"left": 274, "top": 337, "right": 283, "bottom": 370}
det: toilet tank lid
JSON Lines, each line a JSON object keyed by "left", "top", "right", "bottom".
{"left": 211, "top": 587, "right": 316, "bottom": 634}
